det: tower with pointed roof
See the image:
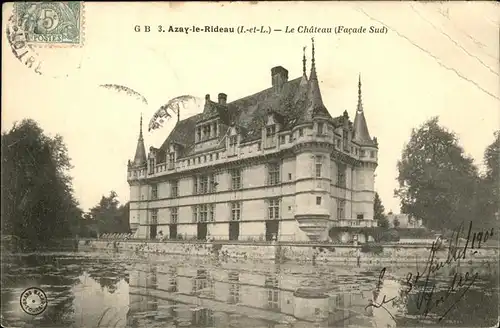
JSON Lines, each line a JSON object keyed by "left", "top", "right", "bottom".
{"left": 126, "top": 41, "right": 378, "bottom": 242}
{"left": 127, "top": 114, "right": 148, "bottom": 236}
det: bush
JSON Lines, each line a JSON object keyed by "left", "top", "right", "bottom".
{"left": 381, "top": 229, "right": 400, "bottom": 242}
{"left": 360, "top": 243, "right": 384, "bottom": 254}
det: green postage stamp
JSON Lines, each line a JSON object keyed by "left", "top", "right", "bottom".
{"left": 14, "top": 2, "right": 84, "bottom": 46}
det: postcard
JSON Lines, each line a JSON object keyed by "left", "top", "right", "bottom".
{"left": 2, "top": 2, "right": 499, "bottom": 328}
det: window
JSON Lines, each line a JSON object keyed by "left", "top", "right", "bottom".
{"left": 205, "top": 125, "right": 211, "bottom": 139}
{"left": 209, "top": 174, "right": 217, "bottom": 192}
{"left": 337, "top": 164, "right": 346, "bottom": 188}
{"left": 268, "top": 163, "right": 280, "bottom": 186}
{"left": 316, "top": 197, "right": 322, "bottom": 205}
{"left": 194, "top": 174, "right": 215, "bottom": 194}
{"left": 168, "top": 152, "right": 175, "bottom": 169}
{"left": 149, "top": 158, "right": 155, "bottom": 174}
{"left": 257, "top": 142, "right": 261, "bottom": 151}
{"left": 197, "top": 127, "right": 202, "bottom": 142}
{"left": 171, "top": 207, "right": 178, "bottom": 223}
{"left": 209, "top": 204, "right": 215, "bottom": 222}
{"left": 343, "top": 130, "right": 349, "bottom": 152}
{"left": 200, "top": 176, "right": 208, "bottom": 194}
{"left": 199, "top": 204, "right": 208, "bottom": 222}
{"left": 192, "top": 206, "right": 197, "bottom": 223}
{"left": 357, "top": 214, "right": 364, "bottom": 220}
{"left": 229, "top": 135, "right": 238, "bottom": 147}
{"left": 228, "top": 135, "right": 238, "bottom": 155}
{"left": 192, "top": 204, "right": 214, "bottom": 223}
{"left": 213, "top": 124, "right": 218, "bottom": 137}
{"left": 230, "top": 169, "right": 242, "bottom": 190}
{"left": 370, "top": 151, "right": 375, "bottom": 158}
{"left": 188, "top": 159, "right": 191, "bottom": 166}
{"left": 150, "top": 209, "right": 158, "bottom": 224}
{"left": 288, "top": 173, "right": 292, "bottom": 180}
{"left": 266, "top": 125, "right": 276, "bottom": 137}
{"left": 151, "top": 184, "right": 158, "bottom": 200}
{"left": 299, "top": 128, "right": 303, "bottom": 137}
{"left": 209, "top": 154, "right": 213, "bottom": 161}
{"left": 265, "top": 125, "right": 277, "bottom": 148}
{"left": 279, "top": 135, "right": 285, "bottom": 144}
{"left": 337, "top": 200, "right": 345, "bottom": 219}
{"left": 171, "top": 180, "right": 178, "bottom": 197}
{"left": 315, "top": 156, "right": 322, "bottom": 178}
{"left": 317, "top": 122, "right": 324, "bottom": 135}
{"left": 268, "top": 198, "right": 280, "bottom": 219}
{"left": 216, "top": 152, "right": 219, "bottom": 160}
{"left": 231, "top": 202, "right": 241, "bottom": 221}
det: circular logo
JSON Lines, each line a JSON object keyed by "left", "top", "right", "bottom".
{"left": 20, "top": 287, "right": 48, "bottom": 315}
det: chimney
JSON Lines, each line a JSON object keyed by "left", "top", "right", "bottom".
{"left": 218, "top": 93, "right": 227, "bottom": 105}
{"left": 271, "top": 66, "right": 288, "bottom": 93}
{"left": 205, "top": 94, "right": 210, "bottom": 102}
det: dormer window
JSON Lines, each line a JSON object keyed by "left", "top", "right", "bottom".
{"left": 342, "top": 130, "right": 349, "bottom": 152}
{"left": 168, "top": 151, "right": 175, "bottom": 169}
{"left": 228, "top": 134, "right": 238, "bottom": 156}
{"left": 266, "top": 125, "right": 276, "bottom": 137}
{"left": 265, "top": 125, "right": 277, "bottom": 149}
{"left": 196, "top": 127, "right": 202, "bottom": 142}
{"left": 203, "top": 125, "right": 211, "bottom": 139}
{"left": 317, "top": 122, "right": 324, "bottom": 135}
{"left": 196, "top": 121, "right": 219, "bottom": 142}
{"left": 229, "top": 135, "right": 237, "bottom": 147}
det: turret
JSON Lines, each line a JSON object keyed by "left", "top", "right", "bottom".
{"left": 127, "top": 114, "right": 148, "bottom": 235}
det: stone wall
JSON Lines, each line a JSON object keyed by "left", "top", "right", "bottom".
{"left": 78, "top": 239, "right": 499, "bottom": 264}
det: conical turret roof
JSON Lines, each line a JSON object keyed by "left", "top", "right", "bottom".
{"left": 133, "top": 114, "right": 147, "bottom": 166}
{"left": 353, "top": 75, "right": 374, "bottom": 145}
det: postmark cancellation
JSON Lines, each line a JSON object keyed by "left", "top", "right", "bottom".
{"left": 13, "top": 2, "right": 84, "bottom": 47}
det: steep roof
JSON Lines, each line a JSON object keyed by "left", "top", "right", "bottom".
{"left": 160, "top": 76, "right": 317, "bottom": 158}
{"left": 158, "top": 43, "right": 369, "bottom": 158}
{"left": 352, "top": 75, "right": 375, "bottom": 145}
{"left": 132, "top": 115, "right": 147, "bottom": 166}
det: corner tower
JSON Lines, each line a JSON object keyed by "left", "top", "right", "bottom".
{"left": 127, "top": 114, "right": 148, "bottom": 235}
{"left": 293, "top": 38, "right": 333, "bottom": 241}
{"left": 352, "top": 75, "right": 378, "bottom": 222}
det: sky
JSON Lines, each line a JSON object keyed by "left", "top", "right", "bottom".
{"left": 2, "top": 2, "right": 499, "bottom": 213}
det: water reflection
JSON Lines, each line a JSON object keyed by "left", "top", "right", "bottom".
{"left": 1, "top": 252, "right": 498, "bottom": 328}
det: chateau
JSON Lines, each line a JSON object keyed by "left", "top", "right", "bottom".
{"left": 127, "top": 41, "right": 378, "bottom": 242}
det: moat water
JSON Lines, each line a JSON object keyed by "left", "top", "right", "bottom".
{"left": 1, "top": 251, "right": 498, "bottom": 328}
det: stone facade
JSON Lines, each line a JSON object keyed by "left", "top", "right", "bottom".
{"left": 127, "top": 41, "right": 378, "bottom": 242}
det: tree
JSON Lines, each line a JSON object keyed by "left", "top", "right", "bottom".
{"left": 89, "top": 191, "right": 130, "bottom": 234}
{"left": 394, "top": 117, "right": 479, "bottom": 231}
{"left": 1, "top": 119, "right": 82, "bottom": 250}
{"left": 477, "top": 130, "right": 500, "bottom": 229}
{"left": 374, "top": 192, "right": 389, "bottom": 229}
